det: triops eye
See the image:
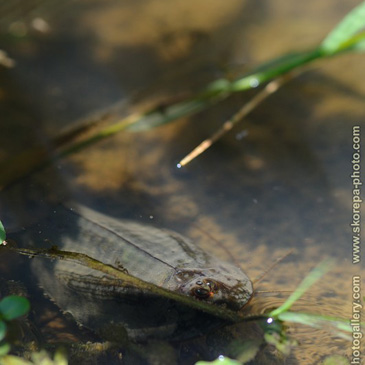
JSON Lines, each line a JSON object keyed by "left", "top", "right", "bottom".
{"left": 192, "top": 287, "right": 211, "bottom": 299}
{"left": 204, "top": 279, "right": 218, "bottom": 292}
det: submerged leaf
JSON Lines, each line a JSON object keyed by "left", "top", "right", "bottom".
{"left": 0, "top": 343, "right": 11, "bottom": 358}
{"left": 0, "top": 296, "right": 30, "bottom": 321}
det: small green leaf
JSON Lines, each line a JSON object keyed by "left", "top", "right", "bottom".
{"left": 321, "top": 1, "right": 365, "bottom": 54}
{"left": 0, "top": 343, "right": 11, "bottom": 357}
{"left": 0, "top": 321, "right": 7, "bottom": 342}
{"left": 0, "top": 221, "right": 6, "bottom": 244}
{"left": 0, "top": 296, "right": 30, "bottom": 321}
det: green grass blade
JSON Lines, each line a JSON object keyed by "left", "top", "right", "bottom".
{"left": 0, "top": 221, "right": 5, "bottom": 243}
{"left": 127, "top": 93, "right": 227, "bottom": 131}
{"left": 278, "top": 312, "right": 352, "bottom": 332}
{"left": 336, "top": 31, "right": 365, "bottom": 52}
{"left": 277, "top": 312, "right": 353, "bottom": 340}
{"left": 321, "top": 1, "right": 365, "bottom": 54}
{"left": 128, "top": 48, "right": 323, "bottom": 131}
{"left": 270, "top": 259, "right": 335, "bottom": 317}
{"left": 230, "top": 48, "right": 321, "bottom": 91}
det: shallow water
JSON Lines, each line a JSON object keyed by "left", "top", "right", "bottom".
{"left": 0, "top": 0, "right": 364, "bottom": 364}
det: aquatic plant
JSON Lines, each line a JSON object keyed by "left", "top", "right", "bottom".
{"left": 1, "top": 1, "right": 364, "bottom": 188}
{"left": 0, "top": 222, "right": 30, "bottom": 358}
{"left": 0, "top": 295, "right": 30, "bottom": 357}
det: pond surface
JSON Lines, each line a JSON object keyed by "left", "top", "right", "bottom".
{"left": 0, "top": 1, "right": 364, "bottom": 364}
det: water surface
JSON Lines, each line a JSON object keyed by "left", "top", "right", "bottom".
{"left": 0, "top": 1, "right": 364, "bottom": 364}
